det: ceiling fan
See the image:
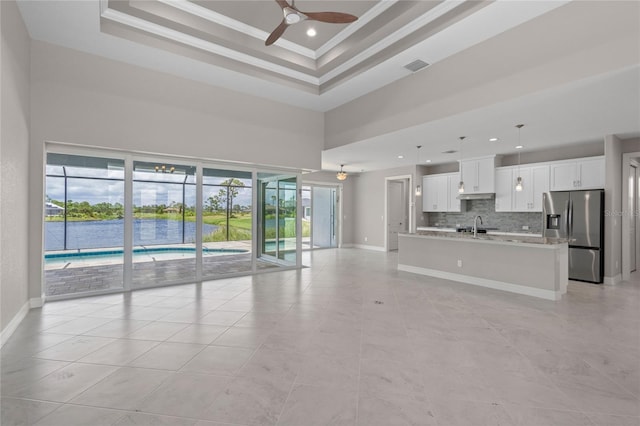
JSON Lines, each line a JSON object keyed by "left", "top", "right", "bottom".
{"left": 265, "top": 0, "right": 358, "bottom": 46}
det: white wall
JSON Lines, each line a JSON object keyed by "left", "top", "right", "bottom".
{"left": 351, "top": 165, "right": 416, "bottom": 249}
{"left": 604, "top": 135, "right": 623, "bottom": 282}
{"left": 30, "top": 41, "right": 324, "bottom": 169}
{"left": 27, "top": 41, "right": 325, "bottom": 300}
{"left": 622, "top": 138, "right": 640, "bottom": 154}
{"left": 1, "top": 0, "right": 31, "bottom": 338}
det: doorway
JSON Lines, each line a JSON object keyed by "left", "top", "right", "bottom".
{"left": 630, "top": 162, "right": 638, "bottom": 273}
{"left": 622, "top": 153, "right": 640, "bottom": 282}
{"left": 301, "top": 184, "right": 339, "bottom": 250}
{"left": 386, "top": 176, "right": 411, "bottom": 251}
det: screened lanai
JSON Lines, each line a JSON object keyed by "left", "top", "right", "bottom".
{"left": 44, "top": 152, "right": 300, "bottom": 298}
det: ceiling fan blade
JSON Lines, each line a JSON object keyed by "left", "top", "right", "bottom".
{"left": 304, "top": 11, "right": 358, "bottom": 24}
{"left": 265, "top": 20, "right": 288, "bottom": 46}
{"left": 275, "top": 0, "right": 290, "bottom": 10}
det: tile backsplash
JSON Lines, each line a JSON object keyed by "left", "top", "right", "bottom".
{"left": 426, "top": 199, "right": 543, "bottom": 234}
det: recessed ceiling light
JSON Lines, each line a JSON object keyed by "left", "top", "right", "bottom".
{"left": 515, "top": 145, "right": 523, "bottom": 149}
{"left": 425, "top": 159, "right": 431, "bottom": 163}
{"left": 489, "top": 137, "right": 498, "bottom": 142}
{"left": 306, "top": 28, "right": 317, "bottom": 37}
{"left": 397, "top": 155, "right": 404, "bottom": 159}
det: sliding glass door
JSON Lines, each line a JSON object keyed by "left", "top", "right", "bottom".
{"left": 202, "top": 168, "right": 253, "bottom": 277}
{"left": 258, "top": 174, "right": 299, "bottom": 266}
{"left": 44, "top": 154, "right": 125, "bottom": 297}
{"left": 44, "top": 149, "right": 302, "bottom": 299}
{"left": 132, "top": 161, "right": 197, "bottom": 288}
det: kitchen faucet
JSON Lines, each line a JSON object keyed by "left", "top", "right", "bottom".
{"left": 473, "top": 215, "right": 483, "bottom": 238}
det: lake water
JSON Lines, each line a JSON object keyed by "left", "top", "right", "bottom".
{"left": 45, "top": 219, "right": 219, "bottom": 251}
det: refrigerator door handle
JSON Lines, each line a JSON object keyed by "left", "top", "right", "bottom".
{"left": 568, "top": 200, "right": 573, "bottom": 237}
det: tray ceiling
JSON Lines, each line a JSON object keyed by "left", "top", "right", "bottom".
{"left": 18, "top": 0, "right": 572, "bottom": 110}
{"left": 100, "top": 0, "right": 491, "bottom": 93}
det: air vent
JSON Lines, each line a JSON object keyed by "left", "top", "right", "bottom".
{"left": 404, "top": 59, "right": 429, "bottom": 73}
{"left": 442, "top": 150, "right": 457, "bottom": 154}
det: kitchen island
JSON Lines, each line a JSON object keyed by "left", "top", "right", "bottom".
{"left": 398, "top": 231, "right": 569, "bottom": 300}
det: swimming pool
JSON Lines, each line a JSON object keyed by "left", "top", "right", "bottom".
{"left": 45, "top": 246, "right": 249, "bottom": 265}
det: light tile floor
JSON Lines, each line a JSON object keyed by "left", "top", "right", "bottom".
{"left": 2, "top": 249, "right": 639, "bottom": 426}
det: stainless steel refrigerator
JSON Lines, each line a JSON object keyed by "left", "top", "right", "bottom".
{"left": 543, "top": 190, "right": 604, "bottom": 283}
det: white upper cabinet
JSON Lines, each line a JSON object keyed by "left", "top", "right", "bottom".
{"left": 460, "top": 156, "right": 496, "bottom": 194}
{"left": 494, "top": 168, "right": 513, "bottom": 212}
{"left": 422, "top": 175, "right": 446, "bottom": 212}
{"left": 495, "top": 165, "right": 549, "bottom": 212}
{"left": 577, "top": 157, "right": 605, "bottom": 189}
{"left": 530, "top": 166, "right": 550, "bottom": 211}
{"left": 550, "top": 156, "right": 605, "bottom": 191}
{"left": 422, "top": 173, "right": 462, "bottom": 212}
{"left": 423, "top": 175, "right": 438, "bottom": 212}
{"left": 513, "top": 165, "right": 549, "bottom": 212}
{"left": 549, "top": 162, "right": 576, "bottom": 191}
{"left": 447, "top": 174, "right": 462, "bottom": 212}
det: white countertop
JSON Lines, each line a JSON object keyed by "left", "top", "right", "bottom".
{"left": 416, "top": 227, "right": 542, "bottom": 238}
{"left": 405, "top": 230, "right": 567, "bottom": 247}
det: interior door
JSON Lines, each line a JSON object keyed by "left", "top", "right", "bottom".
{"left": 387, "top": 180, "right": 406, "bottom": 251}
{"left": 311, "top": 186, "right": 337, "bottom": 248}
{"left": 630, "top": 165, "right": 637, "bottom": 272}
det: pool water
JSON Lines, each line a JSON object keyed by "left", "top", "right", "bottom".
{"left": 45, "top": 246, "right": 248, "bottom": 268}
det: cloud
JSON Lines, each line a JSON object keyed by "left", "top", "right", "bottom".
{"left": 46, "top": 178, "right": 254, "bottom": 207}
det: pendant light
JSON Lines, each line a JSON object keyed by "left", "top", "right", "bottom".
{"left": 458, "top": 136, "right": 466, "bottom": 193}
{"left": 515, "top": 124, "right": 524, "bottom": 192}
{"left": 415, "top": 145, "right": 422, "bottom": 196}
{"left": 336, "top": 164, "right": 347, "bottom": 181}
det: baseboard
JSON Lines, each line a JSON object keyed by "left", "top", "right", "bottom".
{"left": 30, "top": 297, "right": 43, "bottom": 308}
{"left": 398, "top": 264, "right": 562, "bottom": 301}
{"left": 603, "top": 274, "right": 622, "bottom": 285}
{"left": 0, "top": 300, "right": 30, "bottom": 347}
{"left": 352, "top": 244, "right": 386, "bottom": 252}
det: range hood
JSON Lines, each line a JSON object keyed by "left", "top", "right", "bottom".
{"left": 457, "top": 193, "right": 495, "bottom": 200}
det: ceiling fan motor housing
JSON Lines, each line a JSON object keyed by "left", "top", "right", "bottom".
{"left": 284, "top": 8, "right": 304, "bottom": 24}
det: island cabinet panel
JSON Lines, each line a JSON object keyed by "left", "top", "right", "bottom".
{"left": 549, "top": 156, "right": 604, "bottom": 191}
{"left": 398, "top": 233, "right": 568, "bottom": 300}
